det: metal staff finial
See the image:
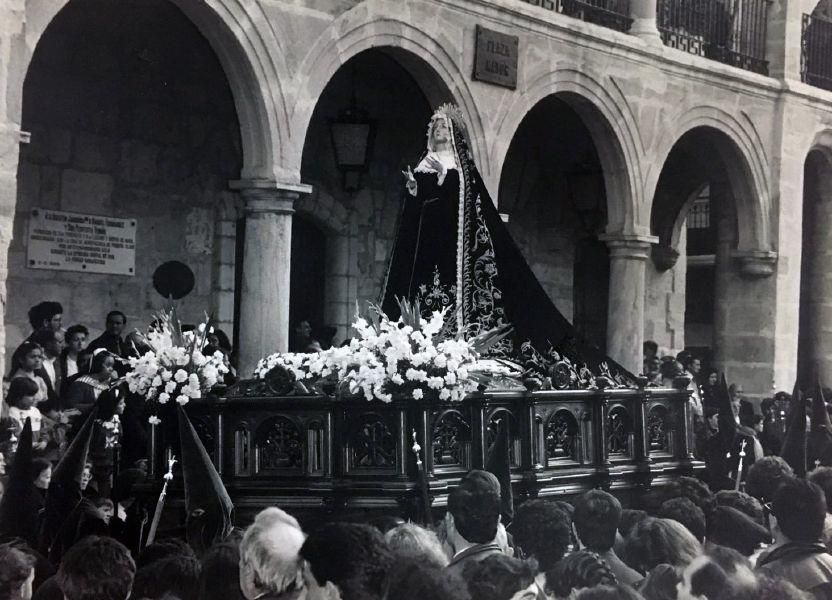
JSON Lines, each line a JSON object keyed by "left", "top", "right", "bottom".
{"left": 164, "top": 456, "right": 177, "bottom": 481}
{"left": 411, "top": 430, "right": 422, "bottom": 467}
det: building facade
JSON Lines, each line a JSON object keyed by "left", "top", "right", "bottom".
{"left": 0, "top": 0, "right": 831, "bottom": 399}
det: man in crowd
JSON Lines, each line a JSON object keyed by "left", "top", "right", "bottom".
{"left": 55, "top": 536, "right": 136, "bottom": 600}
{"left": 443, "top": 469, "right": 504, "bottom": 577}
{"left": 678, "top": 351, "right": 703, "bottom": 418}
{"left": 30, "top": 327, "right": 64, "bottom": 410}
{"left": 757, "top": 477, "right": 832, "bottom": 597}
{"left": 301, "top": 522, "right": 392, "bottom": 600}
{"left": 573, "top": 489, "right": 643, "bottom": 586}
{"left": 27, "top": 302, "right": 63, "bottom": 335}
{"left": 87, "top": 311, "right": 128, "bottom": 358}
{"left": 239, "top": 507, "right": 306, "bottom": 600}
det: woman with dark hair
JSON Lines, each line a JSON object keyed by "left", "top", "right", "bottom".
{"left": 88, "top": 388, "right": 125, "bottom": 497}
{"left": 59, "top": 325, "right": 88, "bottom": 397}
{"left": 9, "top": 342, "right": 48, "bottom": 407}
{"left": 701, "top": 369, "right": 719, "bottom": 410}
{"left": 63, "top": 349, "right": 116, "bottom": 414}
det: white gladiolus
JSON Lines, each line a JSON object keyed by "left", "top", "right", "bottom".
{"left": 254, "top": 307, "right": 480, "bottom": 404}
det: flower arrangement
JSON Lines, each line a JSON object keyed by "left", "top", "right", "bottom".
{"left": 255, "top": 300, "right": 511, "bottom": 403}
{"left": 125, "top": 309, "right": 228, "bottom": 424}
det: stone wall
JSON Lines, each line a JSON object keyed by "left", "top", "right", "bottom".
{"left": 6, "top": 0, "right": 241, "bottom": 365}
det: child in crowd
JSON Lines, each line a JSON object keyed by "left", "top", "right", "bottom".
{"left": 8, "top": 341, "right": 48, "bottom": 407}
{"left": 6, "top": 378, "right": 47, "bottom": 452}
{"left": 64, "top": 349, "right": 117, "bottom": 414}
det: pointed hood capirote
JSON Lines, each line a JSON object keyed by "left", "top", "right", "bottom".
{"left": 0, "top": 418, "right": 38, "bottom": 544}
{"left": 177, "top": 404, "right": 233, "bottom": 554}
{"left": 40, "top": 406, "right": 98, "bottom": 556}
{"left": 808, "top": 381, "right": 832, "bottom": 468}
{"left": 811, "top": 381, "right": 832, "bottom": 432}
{"left": 780, "top": 381, "right": 808, "bottom": 477}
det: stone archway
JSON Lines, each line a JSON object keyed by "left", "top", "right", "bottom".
{"left": 9, "top": 0, "right": 287, "bottom": 183}
{"left": 297, "top": 48, "right": 454, "bottom": 341}
{"left": 648, "top": 108, "right": 772, "bottom": 256}
{"left": 495, "top": 81, "right": 648, "bottom": 373}
{"left": 497, "top": 94, "right": 614, "bottom": 353}
{"left": 5, "top": 0, "right": 256, "bottom": 368}
{"left": 648, "top": 124, "right": 773, "bottom": 393}
{"left": 492, "top": 69, "right": 643, "bottom": 237}
{"left": 288, "top": 5, "right": 487, "bottom": 185}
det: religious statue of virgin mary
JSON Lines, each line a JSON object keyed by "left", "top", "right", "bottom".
{"left": 381, "top": 104, "right": 630, "bottom": 381}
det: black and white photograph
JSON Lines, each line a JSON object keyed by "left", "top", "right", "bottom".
{"left": 0, "top": 0, "right": 829, "bottom": 598}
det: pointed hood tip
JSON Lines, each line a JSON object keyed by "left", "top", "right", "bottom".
{"left": 176, "top": 405, "right": 234, "bottom": 545}
{"left": 52, "top": 407, "right": 98, "bottom": 486}
{"left": 781, "top": 379, "right": 808, "bottom": 477}
{"left": 812, "top": 379, "right": 832, "bottom": 431}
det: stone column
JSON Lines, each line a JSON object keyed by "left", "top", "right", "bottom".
{"left": 800, "top": 156, "right": 832, "bottom": 384}
{"left": 629, "top": 0, "right": 663, "bottom": 46}
{"left": 765, "top": 0, "right": 802, "bottom": 80}
{"left": 601, "top": 234, "right": 655, "bottom": 375}
{"left": 230, "top": 180, "right": 311, "bottom": 378}
{"left": 0, "top": 123, "right": 21, "bottom": 379}
{"left": 712, "top": 187, "right": 735, "bottom": 374}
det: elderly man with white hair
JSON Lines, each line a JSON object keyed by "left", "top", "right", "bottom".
{"left": 239, "top": 507, "right": 306, "bottom": 600}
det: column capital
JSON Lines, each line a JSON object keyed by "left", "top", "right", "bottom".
{"left": 732, "top": 249, "right": 778, "bottom": 278}
{"left": 229, "top": 179, "right": 313, "bottom": 216}
{"left": 599, "top": 233, "right": 657, "bottom": 260}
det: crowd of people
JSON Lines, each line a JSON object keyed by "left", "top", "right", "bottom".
{"left": 0, "top": 301, "right": 237, "bottom": 500}
{"left": 2, "top": 466, "right": 832, "bottom": 599}
{"left": 2, "top": 303, "right": 832, "bottom": 599}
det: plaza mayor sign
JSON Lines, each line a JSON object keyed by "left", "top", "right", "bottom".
{"left": 27, "top": 207, "right": 136, "bottom": 276}
{"left": 473, "top": 25, "right": 519, "bottom": 90}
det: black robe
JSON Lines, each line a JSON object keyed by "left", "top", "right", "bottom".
{"left": 381, "top": 120, "right": 630, "bottom": 380}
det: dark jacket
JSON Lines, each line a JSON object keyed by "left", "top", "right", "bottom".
{"left": 757, "top": 542, "right": 832, "bottom": 598}
{"left": 63, "top": 378, "right": 101, "bottom": 415}
{"left": 58, "top": 350, "right": 81, "bottom": 398}
{"left": 34, "top": 365, "right": 59, "bottom": 413}
{"left": 86, "top": 332, "right": 126, "bottom": 357}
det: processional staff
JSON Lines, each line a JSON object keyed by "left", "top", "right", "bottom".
{"left": 146, "top": 455, "right": 176, "bottom": 546}
{"left": 412, "top": 430, "right": 434, "bottom": 526}
{"left": 733, "top": 439, "right": 747, "bottom": 491}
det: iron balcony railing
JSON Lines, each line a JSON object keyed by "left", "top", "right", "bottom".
{"left": 802, "top": 13, "right": 832, "bottom": 92}
{"left": 656, "top": 0, "right": 769, "bottom": 75}
{"left": 519, "top": 0, "right": 633, "bottom": 33}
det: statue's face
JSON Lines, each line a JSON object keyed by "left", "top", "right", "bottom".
{"left": 432, "top": 117, "right": 450, "bottom": 145}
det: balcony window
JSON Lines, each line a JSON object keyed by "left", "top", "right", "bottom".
{"left": 656, "top": 0, "right": 769, "bottom": 75}
{"left": 802, "top": 13, "right": 832, "bottom": 91}
{"left": 519, "top": 0, "right": 633, "bottom": 33}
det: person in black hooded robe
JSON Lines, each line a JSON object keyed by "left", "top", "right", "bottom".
{"left": 382, "top": 104, "right": 629, "bottom": 380}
